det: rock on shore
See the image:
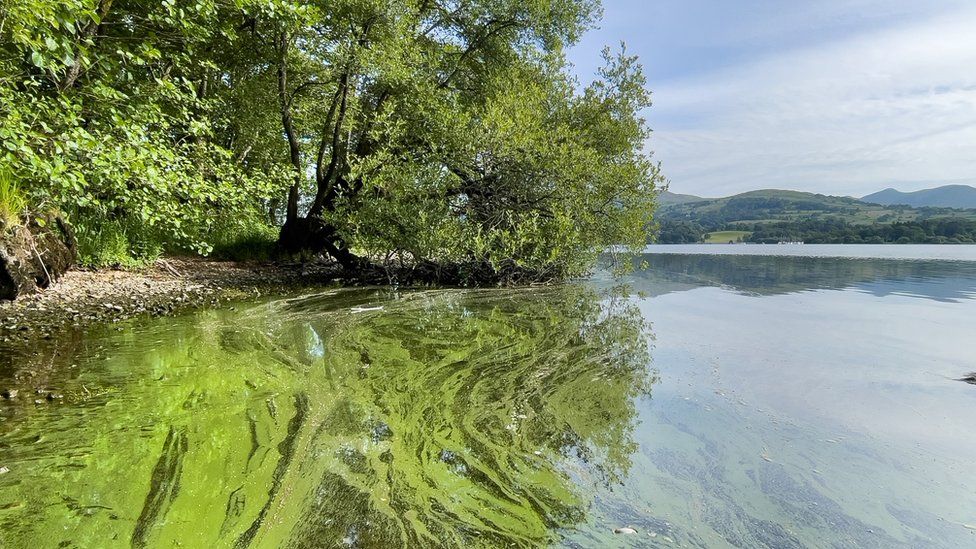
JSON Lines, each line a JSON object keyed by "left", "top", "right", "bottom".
{"left": 0, "top": 214, "right": 76, "bottom": 301}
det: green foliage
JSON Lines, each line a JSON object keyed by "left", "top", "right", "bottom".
{"left": 0, "top": 0, "right": 290, "bottom": 265}
{"left": 0, "top": 168, "right": 27, "bottom": 229}
{"left": 655, "top": 220, "right": 707, "bottom": 244}
{"left": 0, "top": 0, "right": 660, "bottom": 276}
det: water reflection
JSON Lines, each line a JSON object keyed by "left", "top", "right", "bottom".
{"left": 0, "top": 287, "right": 655, "bottom": 548}
{"left": 631, "top": 253, "right": 976, "bottom": 302}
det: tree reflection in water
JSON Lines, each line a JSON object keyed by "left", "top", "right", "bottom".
{"left": 0, "top": 286, "right": 656, "bottom": 548}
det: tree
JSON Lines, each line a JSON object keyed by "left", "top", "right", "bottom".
{"left": 246, "top": 1, "right": 661, "bottom": 281}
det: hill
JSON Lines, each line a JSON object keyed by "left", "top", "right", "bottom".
{"left": 654, "top": 189, "right": 976, "bottom": 244}
{"left": 657, "top": 190, "right": 707, "bottom": 205}
{"left": 861, "top": 185, "right": 976, "bottom": 209}
{"left": 659, "top": 189, "right": 976, "bottom": 226}
{"left": 660, "top": 189, "right": 920, "bottom": 226}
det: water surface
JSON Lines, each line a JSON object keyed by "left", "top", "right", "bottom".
{"left": 1, "top": 246, "right": 975, "bottom": 547}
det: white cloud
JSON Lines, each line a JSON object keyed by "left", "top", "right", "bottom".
{"left": 651, "top": 5, "right": 976, "bottom": 197}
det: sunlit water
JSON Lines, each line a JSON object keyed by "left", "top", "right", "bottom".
{"left": 2, "top": 246, "right": 976, "bottom": 548}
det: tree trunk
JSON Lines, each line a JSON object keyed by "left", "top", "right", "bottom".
{"left": 276, "top": 30, "right": 302, "bottom": 223}
{"left": 278, "top": 217, "right": 364, "bottom": 269}
{"left": 309, "top": 73, "right": 350, "bottom": 218}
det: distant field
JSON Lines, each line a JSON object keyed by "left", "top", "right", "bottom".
{"left": 705, "top": 231, "right": 751, "bottom": 244}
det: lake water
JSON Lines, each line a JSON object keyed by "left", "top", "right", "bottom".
{"left": 2, "top": 246, "right": 975, "bottom": 548}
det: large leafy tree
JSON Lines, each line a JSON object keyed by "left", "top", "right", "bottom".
{"left": 250, "top": 0, "right": 662, "bottom": 279}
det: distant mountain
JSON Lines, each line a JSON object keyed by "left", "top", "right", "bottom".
{"left": 861, "top": 185, "right": 976, "bottom": 209}
{"left": 657, "top": 190, "right": 706, "bottom": 205}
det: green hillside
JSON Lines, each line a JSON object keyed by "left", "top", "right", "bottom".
{"left": 657, "top": 190, "right": 708, "bottom": 206}
{"left": 654, "top": 189, "right": 976, "bottom": 244}
{"left": 659, "top": 189, "right": 976, "bottom": 227}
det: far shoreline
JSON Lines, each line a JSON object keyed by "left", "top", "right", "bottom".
{"left": 642, "top": 243, "right": 976, "bottom": 262}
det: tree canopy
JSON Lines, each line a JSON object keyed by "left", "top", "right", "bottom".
{"left": 0, "top": 0, "right": 661, "bottom": 281}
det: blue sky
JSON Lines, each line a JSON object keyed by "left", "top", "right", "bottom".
{"left": 568, "top": 0, "right": 976, "bottom": 197}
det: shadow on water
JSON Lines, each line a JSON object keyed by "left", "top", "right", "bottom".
{"left": 0, "top": 286, "right": 656, "bottom": 548}
{"left": 630, "top": 253, "right": 976, "bottom": 302}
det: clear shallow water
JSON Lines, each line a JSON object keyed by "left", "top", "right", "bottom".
{"left": 1, "top": 246, "right": 975, "bottom": 548}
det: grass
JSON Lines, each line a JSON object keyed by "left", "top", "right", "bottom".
{"left": 72, "top": 213, "right": 281, "bottom": 268}
{"left": 0, "top": 169, "right": 27, "bottom": 229}
{"left": 208, "top": 232, "right": 278, "bottom": 261}
{"left": 75, "top": 220, "right": 163, "bottom": 268}
{"left": 705, "top": 230, "right": 751, "bottom": 244}
{"left": 206, "top": 220, "right": 279, "bottom": 262}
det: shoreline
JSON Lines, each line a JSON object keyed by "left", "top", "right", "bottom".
{"left": 0, "top": 254, "right": 560, "bottom": 350}
{"left": 0, "top": 257, "right": 343, "bottom": 346}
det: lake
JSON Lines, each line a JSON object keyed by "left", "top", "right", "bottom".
{"left": 2, "top": 245, "right": 975, "bottom": 548}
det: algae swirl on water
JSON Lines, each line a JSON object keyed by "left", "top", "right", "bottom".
{"left": 0, "top": 286, "right": 656, "bottom": 547}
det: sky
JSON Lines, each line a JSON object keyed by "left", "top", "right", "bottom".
{"left": 567, "top": 0, "right": 976, "bottom": 198}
